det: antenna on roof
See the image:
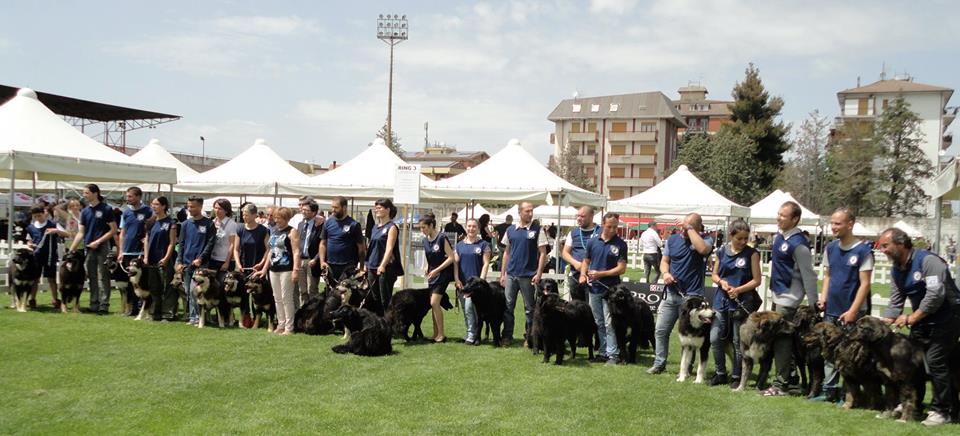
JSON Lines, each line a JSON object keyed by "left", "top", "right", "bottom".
{"left": 880, "top": 61, "right": 886, "bottom": 80}
{"left": 857, "top": 76, "right": 860, "bottom": 87}
{"left": 572, "top": 90, "right": 580, "bottom": 101}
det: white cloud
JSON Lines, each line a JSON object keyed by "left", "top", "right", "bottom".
{"left": 212, "top": 16, "right": 321, "bottom": 36}
{"left": 590, "top": 0, "right": 639, "bottom": 14}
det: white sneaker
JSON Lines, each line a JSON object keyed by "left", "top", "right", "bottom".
{"left": 922, "top": 411, "right": 950, "bottom": 427}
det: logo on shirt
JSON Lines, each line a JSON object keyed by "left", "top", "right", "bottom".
{"left": 913, "top": 271, "right": 922, "bottom": 281}
{"left": 94, "top": 211, "right": 103, "bottom": 218}
{"left": 161, "top": 223, "right": 169, "bottom": 231}
{"left": 610, "top": 246, "right": 619, "bottom": 256}
{"left": 735, "top": 258, "right": 747, "bottom": 268}
{"left": 343, "top": 225, "right": 351, "bottom": 233}
{"left": 779, "top": 242, "right": 789, "bottom": 252}
{"left": 848, "top": 255, "right": 858, "bottom": 266}
{"left": 199, "top": 226, "right": 207, "bottom": 234}
{"left": 136, "top": 214, "right": 145, "bottom": 221}
{"left": 527, "top": 231, "right": 536, "bottom": 239}
{"left": 432, "top": 244, "right": 440, "bottom": 252}
{"left": 474, "top": 247, "right": 482, "bottom": 254}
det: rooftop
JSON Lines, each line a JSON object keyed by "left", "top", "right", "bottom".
{"left": 547, "top": 91, "right": 686, "bottom": 126}
{"left": 838, "top": 79, "right": 953, "bottom": 99}
{"left": 0, "top": 84, "right": 180, "bottom": 122}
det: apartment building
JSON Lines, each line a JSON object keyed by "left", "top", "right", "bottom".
{"left": 402, "top": 144, "right": 490, "bottom": 181}
{"left": 548, "top": 92, "right": 686, "bottom": 200}
{"left": 672, "top": 84, "right": 733, "bottom": 136}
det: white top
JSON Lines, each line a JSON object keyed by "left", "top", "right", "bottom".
{"left": 211, "top": 217, "right": 239, "bottom": 262}
{"left": 640, "top": 227, "right": 662, "bottom": 254}
{"left": 289, "top": 213, "right": 304, "bottom": 228}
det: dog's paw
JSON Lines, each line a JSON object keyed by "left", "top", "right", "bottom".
{"left": 331, "top": 345, "right": 349, "bottom": 354}
{"left": 693, "top": 377, "right": 704, "bottom": 384}
{"left": 676, "top": 376, "right": 686, "bottom": 383}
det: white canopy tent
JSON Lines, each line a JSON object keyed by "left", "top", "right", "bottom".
{"left": 456, "top": 204, "right": 494, "bottom": 220}
{"left": 423, "top": 139, "right": 605, "bottom": 207}
{"left": 853, "top": 222, "right": 878, "bottom": 238}
{"left": 494, "top": 204, "right": 580, "bottom": 226}
{"left": 177, "top": 139, "right": 311, "bottom": 196}
{"left": 607, "top": 164, "right": 749, "bottom": 218}
{"left": 753, "top": 224, "right": 819, "bottom": 234}
{"left": 749, "top": 189, "right": 819, "bottom": 225}
{"left": 893, "top": 220, "right": 924, "bottom": 238}
{"left": 283, "top": 138, "right": 434, "bottom": 199}
{"left": 58, "top": 139, "right": 200, "bottom": 193}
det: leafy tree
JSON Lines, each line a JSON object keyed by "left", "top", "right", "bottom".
{"left": 873, "top": 97, "right": 934, "bottom": 217}
{"left": 376, "top": 124, "right": 403, "bottom": 154}
{"left": 778, "top": 110, "right": 830, "bottom": 214}
{"left": 821, "top": 120, "right": 882, "bottom": 216}
{"left": 724, "top": 63, "right": 790, "bottom": 203}
{"left": 549, "top": 141, "right": 594, "bottom": 190}
{"left": 674, "top": 130, "right": 763, "bottom": 206}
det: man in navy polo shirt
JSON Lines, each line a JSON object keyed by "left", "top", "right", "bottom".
{"left": 579, "top": 212, "right": 628, "bottom": 365}
{"left": 648, "top": 212, "right": 713, "bottom": 374}
{"left": 176, "top": 196, "right": 216, "bottom": 325}
{"left": 319, "top": 196, "right": 366, "bottom": 289}
{"left": 561, "top": 205, "right": 599, "bottom": 301}
{"left": 499, "top": 201, "right": 548, "bottom": 347}
{"left": 117, "top": 187, "right": 153, "bottom": 316}
{"left": 881, "top": 227, "right": 960, "bottom": 426}
{"left": 763, "top": 201, "right": 818, "bottom": 396}
{"left": 69, "top": 184, "right": 118, "bottom": 314}
{"left": 814, "top": 207, "right": 873, "bottom": 402}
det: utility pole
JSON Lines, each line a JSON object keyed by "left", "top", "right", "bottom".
{"left": 377, "top": 14, "right": 408, "bottom": 149}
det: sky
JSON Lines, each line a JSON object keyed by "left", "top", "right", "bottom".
{"left": 2, "top": 0, "right": 959, "bottom": 165}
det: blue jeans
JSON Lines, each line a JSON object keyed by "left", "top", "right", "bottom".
{"left": 653, "top": 291, "right": 684, "bottom": 368}
{"left": 588, "top": 291, "right": 618, "bottom": 359}
{"left": 460, "top": 294, "right": 478, "bottom": 342}
{"left": 503, "top": 276, "right": 535, "bottom": 341}
{"left": 183, "top": 265, "right": 199, "bottom": 323}
{"left": 710, "top": 310, "right": 742, "bottom": 377}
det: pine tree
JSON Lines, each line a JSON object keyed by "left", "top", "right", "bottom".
{"left": 549, "top": 141, "right": 594, "bottom": 190}
{"left": 778, "top": 111, "right": 830, "bottom": 213}
{"left": 822, "top": 120, "right": 882, "bottom": 216}
{"left": 724, "top": 63, "right": 790, "bottom": 203}
{"left": 376, "top": 124, "right": 403, "bottom": 154}
{"left": 873, "top": 97, "right": 935, "bottom": 217}
{"left": 674, "top": 130, "right": 762, "bottom": 206}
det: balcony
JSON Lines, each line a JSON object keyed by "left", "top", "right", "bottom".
{"left": 608, "top": 154, "right": 656, "bottom": 165}
{"left": 607, "top": 177, "right": 655, "bottom": 188}
{"left": 569, "top": 131, "right": 598, "bottom": 142}
{"left": 608, "top": 131, "right": 656, "bottom": 142}
{"left": 578, "top": 154, "right": 597, "bottom": 164}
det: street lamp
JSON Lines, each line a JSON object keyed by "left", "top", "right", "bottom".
{"left": 377, "top": 14, "right": 408, "bottom": 149}
{"left": 200, "top": 136, "right": 206, "bottom": 168}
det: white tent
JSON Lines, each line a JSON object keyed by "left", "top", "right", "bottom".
{"left": 456, "top": 204, "right": 494, "bottom": 220}
{"left": 893, "top": 220, "right": 924, "bottom": 238}
{"left": 423, "top": 139, "right": 605, "bottom": 207}
{"left": 131, "top": 139, "right": 198, "bottom": 180}
{"left": 177, "top": 139, "right": 311, "bottom": 195}
{"left": 283, "top": 138, "right": 433, "bottom": 199}
{"left": 753, "top": 223, "right": 819, "bottom": 234}
{"left": 494, "top": 204, "right": 580, "bottom": 226}
{"left": 0, "top": 88, "right": 176, "bottom": 184}
{"left": 749, "top": 189, "right": 819, "bottom": 225}
{"left": 853, "top": 222, "right": 878, "bottom": 238}
{"left": 607, "top": 164, "right": 749, "bottom": 217}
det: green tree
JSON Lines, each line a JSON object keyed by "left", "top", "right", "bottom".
{"left": 821, "top": 120, "right": 882, "bottom": 216}
{"left": 873, "top": 98, "right": 934, "bottom": 217}
{"left": 549, "top": 141, "right": 594, "bottom": 190}
{"left": 724, "top": 63, "right": 790, "bottom": 203}
{"left": 376, "top": 124, "right": 403, "bottom": 154}
{"left": 778, "top": 110, "right": 830, "bottom": 214}
{"left": 674, "top": 130, "right": 763, "bottom": 206}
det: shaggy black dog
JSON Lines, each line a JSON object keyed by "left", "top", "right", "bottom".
{"left": 529, "top": 278, "right": 561, "bottom": 351}
{"left": 330, "top": 306, "right": 393, "bottom": 356}
{"left": 384, "top": 288, "right": 453, "bottom": 342}
{"left": 219, "top": 270, "right": 245, "bottom": 327}
{"left": 807, "top": 321, "right": 882, "bottom": 410}
{"left": 604, "top": 285, "right": 655, "bottom": 364}
{"left": 10, "top": 248, "right": 39, "bottom": 312}
{"left": 676, "top": 295, "right": 715, "bottom": 383}
{"left": 105, "top": 251, "right": 132, "bottom": 315}
{"left": 245, "top": 273, "right": 276, "bottom": 332}
{"left": 337, "top": 274, "right": 382, "bottom": 315}
{"left": 792, "top": 305, "right": 824, "bottom": 398}
{"left": 58, "top": 250, "right": 86, "bottom": 314}
{"left": 191, "top": 268, "right": 224, "bottom": 328}
{"left": 736, "top": 311, "right": 792, "bottom": 391}
{"left": 538, "top": 278, "right": 559, "bottom": 295}
{"left": 569, "top": 281, "right": 588, "bottom": 302}
{"left": 849, "top": 316, "right": 925, "bottom": 421}
{"left": 125, "top": 258, "right": 152, "bottom": 321}
{"left": 534, "top": 293, "right": 596, "bottom": 364}
{"left": 293, "top": 295, "right": 327, "bottom": 335}
{"left": 463, "top": 278, "right": 505, "bottom": 347}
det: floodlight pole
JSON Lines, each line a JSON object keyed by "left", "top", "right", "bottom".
{"left": 377, "top": 14, "right": 408, "bottom": 149}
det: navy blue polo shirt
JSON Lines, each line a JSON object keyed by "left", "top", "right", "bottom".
{"left": 423, "top": 232, "right": 453, "bottom": 286}
{"left": 714, "top": 244, "right": 757, "bottom": 310}
{"left": 120, "top": 204, "right": 153, "bottom": 255}
{"left": 146, "top": 216, "right": 174, "bottom": 265}
{"left": 27, "top": 220, "right": 58, "bottom": 259}
{"left": 322, "top": 216, "right": 362, "bottom": 266}
{"left": 366, "top": 221, "right": 403, "bottom": 275}
{"left": 456, "top": 239, "right": 490, "bottom": 281}
{"left": 81, "top": 202, "right": 114, "bottom": 245}
{"left": 583, "top": 234, "right": 628, "bottom": 294}
{"left": 663, "top": 233, "right": 712, "bottom": 296}
{"left": 504, "top": 223, "right": 544, "bottom": 278}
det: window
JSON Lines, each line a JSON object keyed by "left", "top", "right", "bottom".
{"left": 611, "top": 145, "right": 626, "bottom": 155}
{"left": 610, "top": 103, "right": 619, "bottom": 112}
{"left": 612, "top": 122, "right": 627, "bottom": 132}
{"left": 858, "top": 98, "right": 868, "bottom": 116}
{"left": 591, "top": 104, "right": 600, "bottom": 112}
{"left": 609, "top": 189, "right": 625, "bottom": 200}
{"left": 639, "top": 144, "right": 656, "bottom": 155}
{"left": 640, "top": 122, "right": 657, "bottom": 132}
{"left": 586, "top": 144, "right": 597, "bottom": 154}
{"left": 586, "top": 166, "right": 595, "bottom": 178}
{"left": 570, "top": 122, "right": 581, "bottom": 133}
{"left": 610, "top": 167, "right": 625, "bottom": 178}
{"left": 882, "top": 99, "right": 889, "bottom": 110}
{"left": 572, "top": 104, "right": 581, "bottom": 113}
{"left": 587, "top": 122, "right": 597, "bottom": 133}
{"left": 638, "top": 166, "right": 655, "bottom": 178}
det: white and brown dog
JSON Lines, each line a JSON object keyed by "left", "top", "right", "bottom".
{"left": 126, "top": 258, "right": 153, "bottom": 320}
{"left": 676, "top": 295, "right": 715, "bottom": 383}
{"left": 10, "top": 248, "right": 39, "bottom": 312}
{"left": 192, "top": 269, "right": 224, "bottom": 328}
{"left": 58, "top": 250, "right": 86, "bottom": 314}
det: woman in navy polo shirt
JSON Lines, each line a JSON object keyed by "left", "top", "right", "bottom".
{"left": 144, "top": 196, "right": 178, "bottom": 321}
{"left": 454, "top": 218, "right": 491, "bottom": 345}
{"left": 420, "top": 212, "right": 455, "bottom": 342}
{"left": 708, "top": 219, "right": 761, "bottom": 387}
{"left": 366, "top": 198, "right": 404, "bottom": 316}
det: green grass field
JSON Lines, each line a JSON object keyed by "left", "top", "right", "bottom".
{"left": 0, "top": 276, "right": 945, "bottom": 435}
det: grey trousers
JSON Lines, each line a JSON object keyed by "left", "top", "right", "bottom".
{"left": 84, "top": 244, "right": 111, "bottom": 312}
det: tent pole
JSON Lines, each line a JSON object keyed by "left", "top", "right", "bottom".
{"left": 934, "top": 200, "right": 943, "bottom": 255}
{"left": 555, "top": 194, "right": 561, "bottom": 274}
{"left": 8, "top": 161, "right": 16, "bottom": 254}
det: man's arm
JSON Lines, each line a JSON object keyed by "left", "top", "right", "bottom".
{"left": 794, "top": 244, "right": 819, "bottom": 306}
{"left": 686, "top": 227, "right": 711, "bottom": 256}
{"left": 199, "top": 222, "right": 216, "bottom": 265}
{"left": 909, "top": 256, "right": 951, "bottom": 325}
{"left": 560, "top": 233, "right": 579, "bottom": 271}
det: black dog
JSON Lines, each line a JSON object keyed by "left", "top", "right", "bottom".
{"left": 538, "top": 278, "right": 559, "bottom": 295}
{"left": 384, "top": 288, "right": 453, "bottom": 342}
{"left": 219, "top": 270, "right": 246, "bottom": 327}
{"left": 529, "top": 278, "right": 561, "bottom": 351}
{"left": 10, "top": 248, "right": 39, "bottom": 312}
{"left": 330, "top": 306, "right": 393, "bottom": 356}
{"left": 849, "top": 316, "right": 925, "bottom": 421}
{"left": 736, "top": 311, "right": 791, "bottom": 391}
{"left": 58, "top": 250, "right": 86, "bottom": 314}
{"left": 192, "top": 268, "right": 224, "bottom": 328}
{"left": 105, "top": 251, "right": 131, "bottom": 316}
{"left": 792, "top": 305, "right": 824, "bottom": 398}
{"left": 569, "top": 281, "right": 588, "bottom": 302}
{"left": 463, "top": 278, "right": 506, "bottom": 347}
{"left": 535, "top": 293, "right": 596, "bottom": 364}
{"left": 126, "top": 258, "right": 152, "bottom": 321}
{"left": 245, "top": 273, "right": 276, "bottom": 332}
{"left": 604, "top": 285, "right": 655, "bottom": 364}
